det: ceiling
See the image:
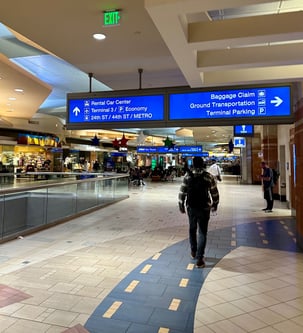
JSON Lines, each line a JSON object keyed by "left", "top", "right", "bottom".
{"left": 0, "top": 0, "right": 302, "bottom": 148}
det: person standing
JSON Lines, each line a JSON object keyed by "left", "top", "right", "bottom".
{"left": 207, "top": 158, "right": 222, "bottom": 182}
{"left": 260, "top": 161, "right": 274, "bottom": 212}
{"left": 178, "top": 157, "right": 219, "bottom": 268}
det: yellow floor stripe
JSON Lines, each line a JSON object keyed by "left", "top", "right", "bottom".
{"left": 231, "top": 240, "right": 236, "bottom": 246}
{"left": 179, "top": 278, "right": 189, "bottom": 287}
{"left": 288, "top": 231, "right": 294, "bottom": 236}
{"left": 169, "top": 298, "right": 181, "bottom": 311}
{"left": 152, "top": 253, "right": 161, "bottom": 260}
{"left": 187, "top": 263, "right": 195, "bottom": 270}
{"left": 103, "top": 301, "right": 122, "bottom": 318}
{"left": 158, "top": 327, "right": 170, "bottom": 333}
{"left": 260, "top": 232, "right": 265, "bottom": 237}
{"left": 262, "top": 239, "right": 269, "bottom": 244}
{"left": 125, "top": 280, "right": 139, "bottom": 293}
{"left": 232, "top": 232, "right": 236, "bottom": 238}
{"left": 140, "top": 264, "right": 152, "bottom": 274}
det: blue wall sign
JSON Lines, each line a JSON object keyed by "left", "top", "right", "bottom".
{"left": 233, "top": 137, "right": 246, "bottom": 148}
{"left": 68, "top": 95, "right": 165, "bottom": 124}
{"left": 169, "top": 86, "right": 291, "bottom": 120}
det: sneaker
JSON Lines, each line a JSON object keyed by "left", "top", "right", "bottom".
{"left": 265, "top": 210, "right": 273, "bottom": 213}
{"left": 196, "top": 257, "right": 205, "bottom": 268}
{"left": 191, "top": 251, "right": 196, "bottom": 259}
{"left": 262, "top": 208, "right": 268, "bottom": 211}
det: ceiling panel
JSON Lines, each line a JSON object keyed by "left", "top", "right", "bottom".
{"left": 0, "top": 0, "right": 301, "bottom": 144}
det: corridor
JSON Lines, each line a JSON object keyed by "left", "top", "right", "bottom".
{"left": 0, "top": 178, "right": 301, "bottom": 333}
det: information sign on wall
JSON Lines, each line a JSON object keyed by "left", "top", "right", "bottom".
{"left": 233, "top": 137, "right": 246, "bottom": 148}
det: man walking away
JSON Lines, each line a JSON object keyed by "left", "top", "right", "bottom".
{"left": 178, "top": 157, "right": 219, "bottom": 268}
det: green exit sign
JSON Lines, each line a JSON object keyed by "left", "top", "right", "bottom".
{"left": 104, "top": 10, "right": 121, "bottom": 26}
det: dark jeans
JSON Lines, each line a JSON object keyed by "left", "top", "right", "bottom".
{"left": 264, "top": 186, "right": 274, "bottom": 210}
{"left": 187, "top": 207, "right": 210, "bottom": 259}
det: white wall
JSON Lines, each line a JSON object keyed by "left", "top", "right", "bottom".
{"left": 277, "top": 124, "right": 292, "bottom": 205}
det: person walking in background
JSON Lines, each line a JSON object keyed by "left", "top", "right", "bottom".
{"left": 207, "top": 158, "right": 222, "bottom": 182}
{"left": 260, "top": 161, "right": 274, "bottom": 212}
{"left": 178, "top": 157, "right": 219, "bottom": 268}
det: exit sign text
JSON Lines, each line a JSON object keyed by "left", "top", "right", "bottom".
{"left": 104, "top": 10, "right": 121, "bottom": 26}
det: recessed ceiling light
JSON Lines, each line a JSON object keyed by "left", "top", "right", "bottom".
{"left": 93, "top": 33, "right": 106, "bottom": 40}
{"left": 14, "top": 88, "right": 24, "bottom": 93}
{"left": 8, "top": 97, "right": 16, "bottom": 101}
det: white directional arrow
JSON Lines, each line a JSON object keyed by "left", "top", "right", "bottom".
{"left": 270, "top": 96, "right": 283, "bottom": 107}
{"left": 73, "top": 107, "right": 81, "bottom": 116}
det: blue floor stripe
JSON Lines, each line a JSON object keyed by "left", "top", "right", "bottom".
{"left": 85, "top": 217, "right": 301, "bottom": 333}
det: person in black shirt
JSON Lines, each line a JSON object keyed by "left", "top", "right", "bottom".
{"left": 260, "top": 161, "right": 274, "bottom": 212}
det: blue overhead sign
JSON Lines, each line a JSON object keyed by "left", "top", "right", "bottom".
{"left": 178, "top": 145, "right": 203, "bottom": 153}
{"left": 182, "top": 152, "right": 209, "bottom": 157}
{"left": 68, "top": 95, "right": 165, "bottom": 124}
{"left": 169, "top": 86, "right": 291, "bottom": 120}
{"left": 66, "top": 85, "right": 293, "bottom": 129}
{"left": 234, "top": 124, "right": 254, "bottom": 136}
{"left": 136, "top": 145, "right": 202, "bottom": 154}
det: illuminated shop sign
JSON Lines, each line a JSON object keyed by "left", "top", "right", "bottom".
{"left": 17, "top": 134, "right": 59, "bottom": 147}
{"left": 169, "top": 86, "right": 291, "bottom": 120}
{"left": 68, "top": 95, "right": 165, "bottom": 124}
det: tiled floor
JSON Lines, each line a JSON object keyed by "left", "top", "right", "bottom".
{"left": 0, "top": 178, "right": 302, "bottom": 332}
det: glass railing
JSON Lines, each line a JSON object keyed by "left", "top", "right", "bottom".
{"left": 0, "top": 173, "right": 129, "bottom": 241}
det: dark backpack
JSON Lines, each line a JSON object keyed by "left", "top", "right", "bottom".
{"left": 186, "top": 172, "right": 210, "bottom": 208}
{"left": 272, "top": 169, "right": 280, "bottom": 185}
